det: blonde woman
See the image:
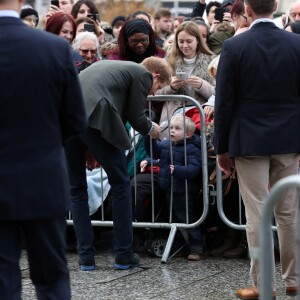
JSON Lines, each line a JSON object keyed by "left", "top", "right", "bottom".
{"left": 157, "top": 21, "right": 215, "bottom": 138}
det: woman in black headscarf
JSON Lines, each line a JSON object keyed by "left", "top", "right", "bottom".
{"left": 109, "top": 18, "right": 165, "bottom": 63}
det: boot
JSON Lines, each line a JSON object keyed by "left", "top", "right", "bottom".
{"left": 210, "top": 227, "right": 239, "bottom": 257}
{"left": 223, "top": 231, "right": 248, "bottom": 258}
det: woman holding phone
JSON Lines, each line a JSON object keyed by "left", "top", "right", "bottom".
{"left": 71, "top": 0, "right": 98, "bottom": 20}
{"left": 156, "top": 21, "right": 215, "bottom": 137}
{"left": 46, "top": 0, "right": 73, "bottom": 19}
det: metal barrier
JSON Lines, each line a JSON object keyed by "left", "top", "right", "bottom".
{"left": 215, "top": 165, "right": 278, "bottom": 231}
{"left": 259, "top": 175, "right": 300, "bottom": 300}
{"left": 67, "top": 95, "right": 210, "bottom": 263}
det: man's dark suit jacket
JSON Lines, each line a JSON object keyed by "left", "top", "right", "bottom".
{"left": 79, "top": 60, "right": 153, "bottom": 150}
{"left": 0, "top": 17, "right": 87, "bottom": 220}
{"left": 214, "top": 22, "right": 300, "bottom": 157}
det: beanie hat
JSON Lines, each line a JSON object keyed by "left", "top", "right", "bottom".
{"left": 111, "top": 15, "right": 126, "bottom": 28}
{"left": 20, "top": 8, "right": 39, "bottom": 26}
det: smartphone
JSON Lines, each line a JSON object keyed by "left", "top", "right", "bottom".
{"left": 51, "top": 0, "right": 59, "bottom": 8}
{"left": 176, "top": 71, "right": 187, "bottom": 80}
{"left": 214, "top": 7, "right": 225, "bottom": 22}
{"left": 284, "top": 12, "right": 292, "bottom": 27}
{"left": 87, "top": 14, "right": 100, "bottom": 22}
{"left": 84, "top": 23, "right": 95, "bottom": 32}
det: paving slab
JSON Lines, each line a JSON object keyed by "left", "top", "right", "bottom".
{"left": 20, "top": 231, "right": 297, "bottom": 300}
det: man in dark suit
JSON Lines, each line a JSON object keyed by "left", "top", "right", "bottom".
{"left": 0, "top": 0, "right": 87, "bottom": 299}
{"left": 214, "top": 0, "right": 300, "bottom": 298}
{"left": 65, "top": 58, "right": 171, "bottom": 270}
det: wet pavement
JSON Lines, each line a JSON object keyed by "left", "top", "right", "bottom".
{"left": 20, "top": 229, "right": 296, "bottom": 300}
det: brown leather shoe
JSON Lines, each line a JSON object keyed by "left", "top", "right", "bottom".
{"left": 236, "top": 286, "right": 259, "bottom": 299}
{"left": 187, "top": 253, "right": 202, "bottom": 261}
{"left": 286, "top": 286, "right": 298, "bottom": 296}
{"left": 235, "top": 286, "right": 276, "bottom": 300}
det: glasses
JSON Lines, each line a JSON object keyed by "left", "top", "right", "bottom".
{"left": 79, "top": 49, "right": 97, "bottom": 55}
{"left": 128, "top": 37, "right": 149, "bottom": 45}
{"left": 241, "top": 14, "right": 248, "bottom": 21}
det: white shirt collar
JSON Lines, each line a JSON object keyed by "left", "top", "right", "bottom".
{"left": 0, "top": 10, "right": 20, "bottom": 18}
{"left": 249, "top": 18, "right": 274, "bottom": 29}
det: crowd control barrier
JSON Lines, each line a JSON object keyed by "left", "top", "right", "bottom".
{"left": 215, "top": 165, "right": 278, "bottom": 232}
{"left": 67, "top": 95, "right": 210, "bottom": 263}
{"left": 259, "top": 175, "right": 300, "bottom": 300}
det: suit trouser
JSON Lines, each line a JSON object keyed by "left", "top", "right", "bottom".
{"left": 0, "top": 217, "right": 70, "bottom": 300}
{"left": 235, "top": 154, "right": 299, "bottom": 289}
{"left": 65, "top": 128, "right": 133, "bottom": 263}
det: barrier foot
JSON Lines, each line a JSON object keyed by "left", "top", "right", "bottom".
{"left": 161, "top": 225, "right": 177, "bottom": 264}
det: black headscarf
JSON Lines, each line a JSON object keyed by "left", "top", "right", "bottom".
{"left": 122, "top": 18, "right": 156, "bottom": 63}
{"left": 124, "top": 18, "right": 152, "bottom": 38}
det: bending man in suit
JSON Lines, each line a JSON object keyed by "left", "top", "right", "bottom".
{"left": 214, "top": 0, "right": 300, "bottom": 298}
{"left": 0, "top": 0, "right": 87, "bottom": 299}
{"left": 65, "top": 57, "right": 172, "bottom": 270}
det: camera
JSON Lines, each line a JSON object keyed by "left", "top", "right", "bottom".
{"left": 87, "top": 14, "right": 100, "bottom": 22}
{"left": 51, "top": 0, "right": 59, "bottom": 8}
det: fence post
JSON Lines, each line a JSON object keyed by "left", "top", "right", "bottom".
{"left": 260, "top": 175, "right": 300, "bottom": 300}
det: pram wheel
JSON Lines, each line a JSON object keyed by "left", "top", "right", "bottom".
{"left": 145, "top": 239, "right": 166, "bottom": 257}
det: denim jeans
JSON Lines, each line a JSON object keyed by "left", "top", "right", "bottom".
{"left": 65, "top": 128, "right": 133, "bottom": 263}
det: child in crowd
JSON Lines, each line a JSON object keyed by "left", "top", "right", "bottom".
{"left": 144, "top": 115, "right": 203, "bottom": 261}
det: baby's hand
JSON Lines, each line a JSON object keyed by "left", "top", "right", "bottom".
{"left": 170, "top": 165, "right": 174, "bottom": 174}
{"left": 140, "top": 160, "right": 148, "bottom": 172}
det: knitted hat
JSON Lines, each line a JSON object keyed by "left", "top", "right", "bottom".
{"left": 20, "top": 8, "right": 39, "bottom": 26}
{"left": 111, "top": 15, "right": 126, "bottom": 28}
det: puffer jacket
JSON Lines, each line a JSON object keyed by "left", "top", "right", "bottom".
{"left": 144, "top": 135, "right": 202, "bottom": 193}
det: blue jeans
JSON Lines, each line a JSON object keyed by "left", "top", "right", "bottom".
{"left": 165, "top": 191, "right": 203, "bottom": 254}
{"left": 65, "top": 128, "right": 133, "bottom": 263}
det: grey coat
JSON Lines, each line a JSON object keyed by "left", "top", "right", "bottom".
{"left": 79, "top": 60, "right": 153, "bottom": 150}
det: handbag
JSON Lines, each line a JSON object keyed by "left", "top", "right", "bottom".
{"left": 207, "top": 147, "right": 236, "bottom": 197}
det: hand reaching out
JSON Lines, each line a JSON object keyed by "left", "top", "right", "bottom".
{"left": 46, "top": 5, "right": 62, "bottom": 20}
{"left": 149, "top": 122, "right": 160, "bottom": 140}
{"left": 170, "top": 164, "right": 174, "bottom": 174}
{"left": 204, "top": 105, "right": 214, "bottom": 119}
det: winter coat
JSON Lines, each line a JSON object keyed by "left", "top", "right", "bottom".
{"left": 144, "top": 135, "right": 202, "bottom": 193}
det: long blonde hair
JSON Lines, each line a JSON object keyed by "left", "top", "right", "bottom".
{"left": 168, "top": 21, "right": 213, "bottom": 72}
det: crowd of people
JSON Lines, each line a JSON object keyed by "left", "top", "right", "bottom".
{"left": 2, "top": 0, "right": 300, "bottom": 299}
